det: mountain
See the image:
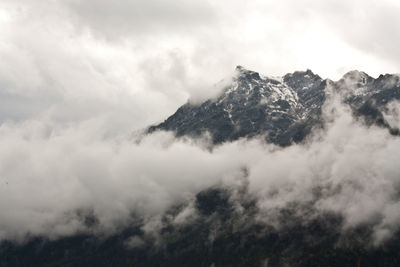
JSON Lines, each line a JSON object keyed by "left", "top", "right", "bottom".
{"left": 2, "top": 186, "right": 400, "bottom": 267}
{"left": 1, "top": 67, "right": 400, "bottom": 267}
{"left": 338, "top": 71, "right": 400, "bottom": 134}
{"left": 149, "top": 66, "right": 400, "bottom": 145}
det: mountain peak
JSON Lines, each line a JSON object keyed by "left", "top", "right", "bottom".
{"left": 235, "top": 65, "right": 245, "bottom": 71}
{"left": 149, "top": 67, "right": 400, "bottom": 146}
{"left": 234, "top": 65, "right": 261, "bottom": 80}
{"left": 283, "top": 69, "right": 321, "bottom": 81}
{"left": 341, "top": 70, "right": 372, "bottom": 85}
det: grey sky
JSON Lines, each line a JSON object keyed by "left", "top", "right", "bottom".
{"left": 1, "top": 0, "right": 400, "bottom": 127}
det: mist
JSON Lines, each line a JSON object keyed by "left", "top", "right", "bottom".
{"left": 0, "top": 92, "right": 399, "bottom": 246}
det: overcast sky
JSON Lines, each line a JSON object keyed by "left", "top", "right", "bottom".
{"left": 1, "top": 0, "right": 400, "bottom": 128}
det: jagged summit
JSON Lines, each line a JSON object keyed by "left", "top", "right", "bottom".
{"left": 375, "top": 73, "right": 400, "bottom": 89}
{"left": 149, "top": 67, "right": 400, "bottom": 145}
{"left": 234, "top": 65, "right": 261, "bottom": 80}
{"left": 149, "top": 66, "right": 324, "bottom": 145}
{"left": 235, "top": 65, "right": 246, "bottom": 71}
{"left": 339, "top": 70, "right": 374, "bottom": 88}
{"left": 284, "top": 69, "right": 318, "bottom": 78}
{"left": 342, "top": 70, "right": 371, "bottom": 79}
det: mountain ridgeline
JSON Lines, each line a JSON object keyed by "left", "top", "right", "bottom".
{"left": 149, "top": 66, "right": 400, "bottom": 145}
{"left": 1, "top": 67, "right": 400, "bottom": 267}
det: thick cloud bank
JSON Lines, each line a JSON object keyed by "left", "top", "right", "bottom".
{"left": 1, "top": 98, "right": 400, "bottom": 246}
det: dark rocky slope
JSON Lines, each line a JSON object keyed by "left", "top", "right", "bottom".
{"left": 149, "top": 66, "right": 400, "bottom": 144}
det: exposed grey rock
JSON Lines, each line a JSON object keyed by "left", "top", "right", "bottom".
{"left": 149, "top": 67, "right": 400, "bottom": 145}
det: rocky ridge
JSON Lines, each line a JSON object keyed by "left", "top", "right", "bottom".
{"left": 149, "top": 66, "right": 400, "bottom": 144}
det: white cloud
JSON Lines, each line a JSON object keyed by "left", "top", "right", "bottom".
{"left": 0, "top": 99, "right": 399, "bottom": 245}
{"left": 1, "top": 0, "right": 399, "bottom": 128}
